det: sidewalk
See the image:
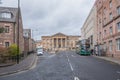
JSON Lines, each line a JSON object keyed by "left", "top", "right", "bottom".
{"left": 93, "top": 55, "right": 120, "bottom": 65}
{"left": 0, "top": 53, "right": 37, "bottom": 76}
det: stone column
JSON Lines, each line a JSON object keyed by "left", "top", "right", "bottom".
{"left": 65, "top": 38, "right": 67, "bottom": 50}
{"left": 52, "top": 38, "right": 54, "bottom": 51}
{"left": 54, "top": 38, "right": 55, "bottom": 48}
{"left": 61, "top": 38, "right": 63, "bottom": 48}
{"left": 53, "top": 38, "right": 56, "bottom": 51}
{"left": 56, "top": 38, "right": 58, "bottom": 48}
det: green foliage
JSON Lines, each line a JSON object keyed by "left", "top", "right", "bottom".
{"left": 8, "top": 44, "right": 20, "bottom": 56}
{"left": 0, "top": 27, "right": 4, "bottom": 33}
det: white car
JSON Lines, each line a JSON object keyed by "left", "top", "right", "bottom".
{"left": 37, "top": 48, "right": 43, "bottom": 56}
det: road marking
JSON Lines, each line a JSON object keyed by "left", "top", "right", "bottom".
{"left": 69, "top": 59, "right": 74, "bottom": 71}
{"left": 65, "top": 53, "right": 80, "bottom": 80}
{"left": 74, "top": 77, "right": 80, "bottom": 80}
{"left": 39, "top": 54, "right": 56, "bottom": 58}
{"left": 30, "top": 56, "right": 38, "bottom": 69}
{"left": 66, "top": 54, "right": 74, "bottom": 71}
{"left": 116, "top": 71, "right": 120, "bottom": 74}
{"left": 71, "top": 55, "right": 76, "bottom": 57}
{"left": 48, "top": 54, "right": 56, "bottom": 58}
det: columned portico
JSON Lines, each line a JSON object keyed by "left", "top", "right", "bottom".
{"left": 52, "top": 37, "right": 67, "bottom": 51}
{"left": 41, "top": 33, "right": 80, "bottom": 53}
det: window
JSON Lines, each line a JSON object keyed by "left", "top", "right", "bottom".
{"left": 24, "top": 33, "right": 28, "bottom": 37}
{"left": 5, "top": 26, "right": 10, "bottom": 33}
{"left": 90, "top": 35, "right": 93, "bottom": 44}
{"left": 104, "top": 30, "right": 106, "bottom": 35}
{"left": 109, "top": 40, "right": 112, "bottom": 51}
{"left": 109, "top": 27, "right": 113, "bottom": 35}
{"left": 0, "top": 12, "right": 12, "bottom": 19}
{"left": 104, "top": 7, "right": 106, "bottom": 14}
{"left": 116, "top": 38, "right": 120, "bottom": 50}
{"left": 103, "top": 42, "right": 107, "bottom": 51}
{"left": 109, "top": 13, "right": 113, "bottom": 20}
{"left": 104, "top": 18, "right": 106, "bottom": 25}
{"left": 109, "top": 0, "right": 112, "bottom": 8}
{"left": 99, "top": 32, "right": 101, "bottom": 40}
{"left": 99, "top": 19, "right": 101, "bottom": 24}
{"left": 117, "top": 22, "right": 120, "bottom": 32}
{"left": 117, "top": 6, "right": 120, "bottom": 15}
{"left": 5, "top": 42, "right": 9, "bottom": 48}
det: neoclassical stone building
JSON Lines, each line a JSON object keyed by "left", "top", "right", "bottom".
{"left": 41, "top": 33, "right": 80, "bottom": 52}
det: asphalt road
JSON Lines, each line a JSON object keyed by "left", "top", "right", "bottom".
{"left": 0, "top": 51, "right": 120, "bottom": 80}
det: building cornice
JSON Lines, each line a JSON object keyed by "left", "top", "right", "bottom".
{"left": 103, "top": 15, "right": 120, "bottom": 28}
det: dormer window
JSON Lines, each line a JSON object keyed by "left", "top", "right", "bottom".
{"left": 0, "top": 12, "right": 12, "bottom": 19}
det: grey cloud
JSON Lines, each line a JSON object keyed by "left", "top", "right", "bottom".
{"left": 0, "top": 0, "right": 95, "bottom": 40}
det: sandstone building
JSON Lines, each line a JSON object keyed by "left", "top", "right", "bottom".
{"left": 0, "top": 7, "right": 24, "bottom": 52}
{"left": 41, "top": 33, "right": 80, "bottom": 52}
{"left": 95, "top": 0, "right": 120, "bottom": 58}
{"left": 81, "top": 5, "right": 97, "bottom": 50}
{"left": 23, "top": 29, "right": 36, "bottom": 54}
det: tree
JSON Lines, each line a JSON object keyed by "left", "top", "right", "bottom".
{"left": 8, "top": 44, "right": 20, "bottom": 56}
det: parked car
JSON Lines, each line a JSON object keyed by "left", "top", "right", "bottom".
{"left": 37, "top": 48, "right": 43, "bottom": 56}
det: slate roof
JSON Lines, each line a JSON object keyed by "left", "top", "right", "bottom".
{"left": 52, "top": 32, "right": 67, "bottom": 37}
{"left": 0, "top": 7, "right": 18, "bottom": 22}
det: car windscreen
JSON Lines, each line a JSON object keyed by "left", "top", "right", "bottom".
{"left": 37, "top": 48, "right": 43, "bottom": 52}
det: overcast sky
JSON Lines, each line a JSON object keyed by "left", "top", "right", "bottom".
{"left": 0, "top": 0, "right": 95, "bottom": 40}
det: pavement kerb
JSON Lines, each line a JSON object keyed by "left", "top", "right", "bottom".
{"left": 0, "top": 54, "right": 37, "bottom": 76}
{"left": 0, "top": 62, "right": 16, "bottom": 67}
{"left": 93, "top": 55, "right": 120, "bottom": 65}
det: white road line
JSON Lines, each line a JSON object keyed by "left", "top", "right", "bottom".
{"left": 65, "top": 53, "right": 80, "bottom": 80}
{"left": 30, "top": 56, "right": 38, "bottom": 69}
{"left": 48, "top": 54, "right": 56, "bottom": 58}
{"left": 74, "top": 76, "right": 80, "bottom": 80}
{"left": 66, "top": 54, "right": 74, "bottom": 71}
{"left": 69, "top": 59, "right": 74, "bottom": 71}
{"left": 116, "top": 71, "right": 120, "bottom": 74}
{"left": 71, "top": 55, "right": 75, "bottom": 57}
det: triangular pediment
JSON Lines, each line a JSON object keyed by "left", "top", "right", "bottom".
{"left": 52, "top": 32, "right": 67, "bottom": 37}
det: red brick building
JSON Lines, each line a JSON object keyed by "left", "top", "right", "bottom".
{"left": 95, "top": 0, "right": 120, "bottom": 58}
{"left": 0, "top": 7, "right": 24, "bottom": 53}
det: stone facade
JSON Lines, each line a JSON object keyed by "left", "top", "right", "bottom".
{"left": 81, "top": 5, "right": 97, "bottom": 49}
{"left": 41, "top": 33, "right": 80, "bottom": 52}
{"left": 23, "top": 29, "right": 36, "bottom": 53}
{"left": 95, "top": 0, "right": 120, "bottom": 58}
{"left": 35, "top": 40, "right": 42, "bottom": 48}
{"left": 23, "top": 29, "right": 31, "bottom": 38}
{"left": 0, "top": 7, "right": 24, "bottom": 53}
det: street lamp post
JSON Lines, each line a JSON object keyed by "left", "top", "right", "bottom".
{"left": 31, "top": 29, "right": 35, "bottom": 52}
{"left": 17, "top": 0, "right": 20, "bottom": 64}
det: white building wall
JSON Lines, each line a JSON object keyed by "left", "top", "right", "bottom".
{"left": 81, "top": 6, "right": 97, "bottom": 49}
